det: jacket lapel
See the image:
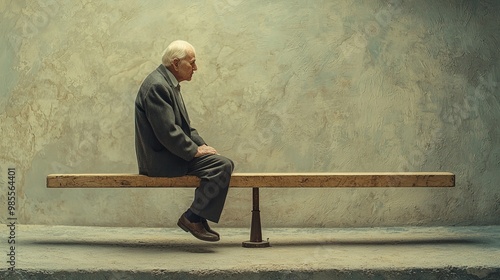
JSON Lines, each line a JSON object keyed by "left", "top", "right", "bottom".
{"left": 174, "top": 85, "right": 190, "bottom": 125}
{"left": 156, "top": 65, "right": 191, "bottom": 125}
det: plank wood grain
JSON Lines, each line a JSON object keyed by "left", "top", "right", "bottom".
{"left": 47, "top": 172, "right": 455, "bottom": 188}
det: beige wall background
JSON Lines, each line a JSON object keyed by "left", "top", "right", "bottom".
{"left": 0, "top": 0, "right": 499, "bottom": 228}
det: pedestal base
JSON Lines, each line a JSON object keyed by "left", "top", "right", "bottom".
{"left": 242, "top": 240, "right": 271, "bottom": 248}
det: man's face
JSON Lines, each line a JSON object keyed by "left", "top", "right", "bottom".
{"left": 173, "top": 48, "right": 197, "bottom": 82}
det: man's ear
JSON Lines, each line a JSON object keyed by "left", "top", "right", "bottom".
{"left": 173, "top": 59, "right": 180, "bottom": 70}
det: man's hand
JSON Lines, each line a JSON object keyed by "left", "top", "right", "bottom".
{"left": 195, "top": 144, "right": 219, "bottom": 157}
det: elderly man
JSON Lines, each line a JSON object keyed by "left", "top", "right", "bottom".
{"left": 135, "top": 40, "right": 234, "bottom": 242}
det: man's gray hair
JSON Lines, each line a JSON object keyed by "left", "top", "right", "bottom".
{"left": 162, "top": 40, "right": 195, "bottom": 66}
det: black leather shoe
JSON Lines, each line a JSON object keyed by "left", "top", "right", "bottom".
{"left": 177, "top": 214, "right": 219, "bottom": 242}
{"left": 202, "top": 219, "right": 220, "bottom": 238}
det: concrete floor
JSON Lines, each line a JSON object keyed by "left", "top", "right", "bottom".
{"left": 2, "top": 225, "right": 500, "bottom": 279}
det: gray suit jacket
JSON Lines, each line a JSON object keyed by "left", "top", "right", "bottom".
{"left": 135, "top": 64, "right": 205, "bottom": 177}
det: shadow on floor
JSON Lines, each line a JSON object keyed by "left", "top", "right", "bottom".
{"left": 27, "top": 236, "right": 490, "bottom": 254}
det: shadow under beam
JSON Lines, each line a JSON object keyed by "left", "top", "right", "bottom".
{"left": 27, "top": 237, "right": 490, "bottom": 253}
{"left": 272, "top": 237, "right": 491, "bottom": 247}
{"left": 28, "top": 238, "right": 251, "bottom": 253}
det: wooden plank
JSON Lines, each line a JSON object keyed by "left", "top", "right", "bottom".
{"left": 47, "top": 172, "right": 455, "bottom": 188}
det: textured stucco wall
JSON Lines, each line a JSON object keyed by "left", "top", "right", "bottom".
{"left": 0, "top": 0, "right": 499, "bottom": 228}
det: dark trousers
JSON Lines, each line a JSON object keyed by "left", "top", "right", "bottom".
{"left": 186, "top": 154, "right": 234, "bottom": 223}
